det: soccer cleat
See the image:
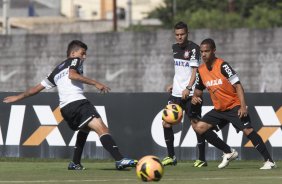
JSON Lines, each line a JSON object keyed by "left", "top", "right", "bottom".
{"left": 193, "top": 160, "right": 208, "bottom": 167}
{"left": 68, "top": 161, "right": 86, "bottom": 170}
{"left": 218, "top": 148, "right": 238, "bottom": 169}
{"left": 115, "top": 158, "right": 138, "bottom": 170}
{"left": 162, "top": 156, "right": 177, "bottom": 166}
{"left": 260, "top": 160, "right": 277, "bottom": 170}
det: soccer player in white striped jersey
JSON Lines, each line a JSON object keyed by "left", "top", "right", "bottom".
{"left": 161, "top": 21, "right": 208, "bottom": 167}
{"left": 3, "top": 40, "right": 137, "bottom": 170}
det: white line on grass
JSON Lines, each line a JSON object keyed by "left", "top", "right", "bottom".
{"left": 1, "top": 176, "right": 282, "bottom": 183}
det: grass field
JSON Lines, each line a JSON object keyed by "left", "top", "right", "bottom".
{"left": 0, "top": 159, "right": 281, "bottom": 184}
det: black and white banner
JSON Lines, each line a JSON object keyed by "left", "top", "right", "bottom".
{"left": 0, "top": 92, "right": 281, "bottom": 160}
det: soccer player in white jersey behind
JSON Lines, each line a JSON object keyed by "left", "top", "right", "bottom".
{"left": 3, "top": 40, "right": 137, "bottom": 170}
{"left": 162, "top": 21, "right": 211, "bottom": 167}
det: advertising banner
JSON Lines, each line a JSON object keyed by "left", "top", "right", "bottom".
{"left": 0, "top": 92, "right": 281, "bottom": 160}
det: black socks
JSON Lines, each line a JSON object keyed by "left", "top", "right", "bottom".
{"left": 163, "top": 127, "right": 175, "bottom": 158}
{"left": 196, "top": 133, "right": 206, "bottom": 161}
{"left": 202, "top": 129, "right": 231, "bottom": 153}
{"left": 73, "top": 132, "right": 124, "bottom": 163}
{"left": 100, "top": 134, "right": 123, "bottom": 161}
{"left": 73, "top": 130, "right": 88, "bottom": 164}
{"left": 247, "top": 131, "right": 273, "bottom": 162}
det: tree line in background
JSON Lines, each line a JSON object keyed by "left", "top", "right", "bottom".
{"left": 147, "top": 0, "right": 282, "bottom": 29}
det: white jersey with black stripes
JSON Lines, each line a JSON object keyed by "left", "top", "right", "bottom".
{"left": 41, "top": 57, "right": 86, "bottom": 107}
{"left": 171, "top": 40, "right": 201, "bottom": 97}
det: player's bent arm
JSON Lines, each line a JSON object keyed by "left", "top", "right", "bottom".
{"left": 68, "top": 69, "right": 110, "bottom": 92}
{"left": 234, "top": 83, "right": 248, "bottom": 117}
{"left": 234, "top": 83, "right": 247, "bottom": 107}
{"left": 191, "top": 89, "right": 203, "bottom": 105}
{"left": 3, "top": 84, "right": 45, "bottom": 103}
{"left": 182, "top": 67, "right": 197, "bottom": 99}
{"left": 187, "top": 67, "right": 197, "bottom": 87}
{"left": 194, "top": 88, "right": 203, "bottom": 97}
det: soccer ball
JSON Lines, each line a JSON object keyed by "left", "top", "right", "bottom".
{"left": 136, "top": 155, "right": 164, "bottom": 182}
{"left": 162, "top": 104, "right": 183, "bottom": 124}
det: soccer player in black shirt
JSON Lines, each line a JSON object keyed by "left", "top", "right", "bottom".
{"left": 3, "top": 40, "right": 137, "bottom": 170}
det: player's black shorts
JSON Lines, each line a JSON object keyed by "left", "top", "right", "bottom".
{"left": 167, "top": 95, "right": 202, "bottom": 120}
{"left": 201, "top": 106, "right": 253, "bottom": 131}
{"left": 60, "top": 99, "right": 101, "bottom": 131}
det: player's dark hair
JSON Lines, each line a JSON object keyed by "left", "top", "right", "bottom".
{"left": 201, "top": 38, "right": 216, "bottom": 49}
{"left": 67, "top": 40, "right": 88, "bottom": 57}
{"left": 174, "top": 21, "right": 188, "bottom": 32}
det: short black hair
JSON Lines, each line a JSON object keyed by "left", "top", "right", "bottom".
{"left": 201, "top": 38, "right": 216, "bottom": 49}
{"left": 174, "top": 21, "right": 188, "bottom": 32}
{"left": 67, "top": 40, "right": 88, "bottom": 57}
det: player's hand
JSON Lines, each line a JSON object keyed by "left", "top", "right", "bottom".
{"left": 95, "top": 83, "right": 111, "bottom": 94}
{"left": 191, "top": 96, "right": 202, "bottom": 105}
{"left": 166, "top": 84, "right": 173, "bottom": 93}
{"left": 3, "top": 96, "right": 19, "bottom": 103}
{"left": 238, "top": 106, "right": 248, "bottom": 118}
{"left": 181, "top": 89, "right": 190, "bottom": 100}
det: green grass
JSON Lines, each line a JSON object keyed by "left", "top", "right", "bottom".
{"left": 0, "top": 159, "right": 281, "bottom": 184}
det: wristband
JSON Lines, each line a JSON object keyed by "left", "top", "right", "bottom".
{"left": 186, "top": 86, "right": 192, "bottom": 90}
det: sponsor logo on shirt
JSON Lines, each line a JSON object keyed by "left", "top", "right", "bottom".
{"left": 222, "top": 64, "right": 233, "bottom": 78}
{"left": 54, "top": 69, "right": 69, "bottom": 83}
{"left": 71, "top": 59, "right": 78, "bottom": 66}
{"left": 205, "top": 79, "right": 223, "bottom": 87}
{"left": 174, "top": 60, "right": 190, "bottom": 67}
{"left": 190, "top": 49, "right": 196, "bottom": 60}
{"left": 184, "top": 50, "right": 190, "bottom": 59}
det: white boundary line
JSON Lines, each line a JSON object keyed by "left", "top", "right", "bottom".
{"left": 1, "top": 176, "right": 282, "bottom": 183}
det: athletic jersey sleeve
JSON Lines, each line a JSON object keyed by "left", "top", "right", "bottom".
{"left": 41, "top": 73, "right": 56, "bottom": 90}
{"left": 171, "top": 44, "right": 174, "bottom": 57}
{"left": 189, "top": 45, "right": 200, "bottom": 68}
{"left": 69, "top": 58, "right": 81, "bottom": 72}
{"left": 221, "top": 62, "right": 240, "bottom": 85}
{"left": 195, "top": 69, "right": 205, "bottom": 90}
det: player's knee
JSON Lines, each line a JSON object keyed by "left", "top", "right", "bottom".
{"left": 88, "top": 118, "right": 109, "bottom": 136}
{"left": 95, "top": 126, "right": 109, "bottom": 136}
{"left": 190, "top": 118, "right": 199, "bottom": 125}
{"left": 162, "top": 121, "right": 172, "bottom": 128}
{"left": 243, "top": 127, "right": 254, "bottom": 136}
{"left": 100, "top": 126, "right": 109, "bottom": 134}
{"left": 191, "top": 122, "right": 197, "bottom": 130}
{"left": 193, "top": 121, "right": 209, "bottom": 134}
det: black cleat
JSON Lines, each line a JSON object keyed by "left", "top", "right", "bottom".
{"left": 68, "top": 161, "right": 86, "bottom": 170}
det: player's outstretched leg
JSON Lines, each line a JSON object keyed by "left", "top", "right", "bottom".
{"left": 246, "top": 131, "right": 276, "bottom": 169}
{"left": 198, "top": 129, "right": 238, "bottom": 169}
{"left": 218, "top": 148, "right": 238, "bottom": 169}
{"left": 99, "top": 133, "right": 137, "bottom": 170}
{"left": 116, "top": 158, "right": 138, "bottom": 170}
